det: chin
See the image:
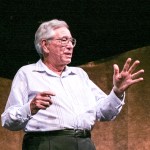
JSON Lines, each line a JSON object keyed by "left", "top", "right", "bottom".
{"left": 64, "top": 59, "right": 71, "bottom": 65}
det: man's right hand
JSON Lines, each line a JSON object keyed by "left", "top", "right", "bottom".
{"left": 30, "top": 91, "right": 55, "bottom": 115}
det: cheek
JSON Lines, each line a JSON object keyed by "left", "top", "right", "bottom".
{"left": 50, "top": 46, "right": 62, "bottom": 55}
{"left": 57, "top": 48, "right": 65, "bottom": 55}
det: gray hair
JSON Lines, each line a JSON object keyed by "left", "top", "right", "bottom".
{"left": 34, "top": 19, "right": 69, "bottom": 57}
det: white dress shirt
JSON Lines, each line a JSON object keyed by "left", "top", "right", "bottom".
{"left": 1, "top": 59, "right": 125, "bottom": 132}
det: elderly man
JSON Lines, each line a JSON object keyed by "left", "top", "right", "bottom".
{"left": 1, "top": 19, "right": 144, "bottom": 150}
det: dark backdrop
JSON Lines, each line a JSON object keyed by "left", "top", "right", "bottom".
{"left": 1, "top": 0, "right": 150, "bottom": 79}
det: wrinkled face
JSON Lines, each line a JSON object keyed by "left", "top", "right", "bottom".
{"left": 43, "top": 27, "right": 75, "bottom": 66}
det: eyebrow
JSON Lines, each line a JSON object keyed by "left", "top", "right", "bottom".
{"left": 58, "top": 36, "right": 72, "bottom": 39}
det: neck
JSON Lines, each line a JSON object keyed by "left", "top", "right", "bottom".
{"left": 43, "top": 60, "right": 66, "bottom": 76}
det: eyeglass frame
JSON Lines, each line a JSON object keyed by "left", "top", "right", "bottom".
{"left": 45, "top": 37, "right": 76, "bottom": 47}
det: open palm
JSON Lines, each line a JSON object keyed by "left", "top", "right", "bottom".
{"left": 113, "top": 58, "right": 144, "bottom": 96}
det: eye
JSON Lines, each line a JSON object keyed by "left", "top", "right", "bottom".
{"left": 61, "top": 38, "right": 68, "bottom": 42}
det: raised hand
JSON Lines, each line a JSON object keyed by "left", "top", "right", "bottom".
{"left": 113, "top": 58, "right": 144, "bottom": 98}
{"left": 30, "top": 91, "right": 55, "bottom": 115}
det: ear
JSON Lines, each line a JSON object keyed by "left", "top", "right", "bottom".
{"left": 41, "top": 39, "right": 49, "bottom": 54}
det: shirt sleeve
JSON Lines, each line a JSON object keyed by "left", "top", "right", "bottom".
{"left": 1, "top": 68, "right": 32, "bottom": 131}
{"left": 89, "top": 80, "right": 125, "bottom": 121}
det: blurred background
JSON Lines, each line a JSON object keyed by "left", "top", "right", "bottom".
{"left": 0, "top": 0, "right": 149, "bottom": 79}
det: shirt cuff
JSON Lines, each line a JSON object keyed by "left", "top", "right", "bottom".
{"left": 19, "top": 102, "right": 32, "bottom": 120}
{"left": 109, "top": 90, "right": 125, "bottom": 109}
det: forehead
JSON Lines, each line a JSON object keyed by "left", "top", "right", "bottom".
{"left": 53, "top": 27, "right": 72, "bottom": 38}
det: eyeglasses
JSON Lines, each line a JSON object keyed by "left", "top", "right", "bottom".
{"left": 46, "top": 37, "right": 76, "bottom": 47}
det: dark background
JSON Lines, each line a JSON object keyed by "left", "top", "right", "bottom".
{"left": 1, "top": 0, "right": 150, "bottom": 79}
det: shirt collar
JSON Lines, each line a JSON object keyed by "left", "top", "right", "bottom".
{"left": 34, "top": 59, "right": 76, "bottom": 77}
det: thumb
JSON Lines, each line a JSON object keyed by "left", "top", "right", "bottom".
{"left": 113, "top": 64, "right": 119, "bottom": 76}
{"left": 41, "top": 91, "right": 56, "bottom": 97}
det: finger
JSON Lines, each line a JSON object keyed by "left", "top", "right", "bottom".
{"left": 37, "top": 104, "right": 49, "bottom": 110}
{"left": 131, "top": 69, "right": 144, "bottom": 79}
{"left": 130, "top": 78, "right": 144, "bottom": 85}
{"left": 39, "top": 96, "right": 52, "bottom": 103}
{"left": 40, "top": 100, "right": 51, "bottom": 107}
{"left": 122, "top": 58, "right": 132, "bottom": 72}
{"left": 40, "top": 91, "right": 56, "bottom": 97}
{"left": 128, "top": 60, "right": 140, "bottom": 74}
{"left": 113, "top": 64, "right": 119, "bottom": 76}
{"left": 35, "top": 95, "right": 52, "bottom": 105}
{"left": 34, "top": 99, "right": 52, "bottom": 109}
